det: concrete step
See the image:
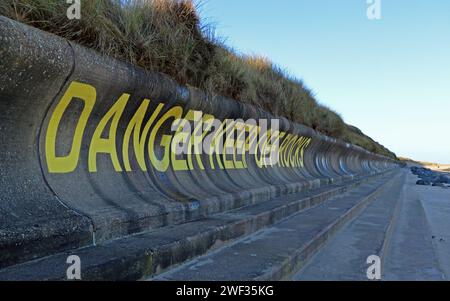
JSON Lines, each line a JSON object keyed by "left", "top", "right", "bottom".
{"left": 150, "top": 171, "right": 399, "bottom": 281}
{"left": 292, "top": 169, "right": 406, "bottom": 280}
{"left": 0, "top": 171, "right": 392, "bottom": 280}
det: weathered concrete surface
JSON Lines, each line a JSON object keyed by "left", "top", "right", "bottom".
{"left": 293, "top": 169, "right": 450, "bottom": 281}
{"left": 0, "top": 172, "right": 384, "bottom": 280}
{"left": 0, "top": 16, "right": 93, "bottom": 269}
{"left": 293, "top": 170, "right": 406, "bottom": 280}
{"left": 150, "top": 171, "right": 398, "bottom": 281}
{"left": 419, "top": 183, "right": 450, "bottom": 279}
{"left": 383, "top": 171, "right": 445, "bottom": 280}
{"left": 0, "top": 15, "right": 399, "bottom": 270}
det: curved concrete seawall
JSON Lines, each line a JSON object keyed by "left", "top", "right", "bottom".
{"left": 0, "top": 17, "right": 399, "bottom": 268}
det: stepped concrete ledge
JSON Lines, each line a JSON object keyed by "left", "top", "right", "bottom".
{"left": 151, "top": 170, "right": 399, "bottom": 281}
{"left": 0, "top": 170, "right": 392, "bottom": 281}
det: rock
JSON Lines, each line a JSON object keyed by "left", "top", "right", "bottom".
{"left": 436, "top": 175, "right": 450, "bottom": 184}
{"left": 420, "top": 176, "right": 438, "bottom": 182}
{"left": 417, "top": 180, "right": 431, "bottom": 186}
{"left": 410, "top": 167, "right": 450, "bottom": 187}
{"left": 412, "top": 167, "right": 435, "bottom": 178}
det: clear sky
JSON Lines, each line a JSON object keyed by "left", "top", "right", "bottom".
{"left": 196, "top": 0, "right": 450, "bottom": 163}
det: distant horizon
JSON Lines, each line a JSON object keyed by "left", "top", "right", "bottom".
{"left": 197, "top": 0, "right": 450, "bottom": 163}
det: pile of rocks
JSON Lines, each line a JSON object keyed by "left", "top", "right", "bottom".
{"left": 411, "top": 166, "right": 450, "bottom": 187}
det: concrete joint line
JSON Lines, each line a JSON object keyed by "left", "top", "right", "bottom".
{"left": 35, "top": 38, "right": 96, "bottom": 245}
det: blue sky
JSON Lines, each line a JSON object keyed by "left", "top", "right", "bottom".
{"left": 196, "top": 0, "right": 450, "bottom": 163}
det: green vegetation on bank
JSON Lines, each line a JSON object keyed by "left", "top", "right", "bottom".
{"left": 0, "top": 0, "right": 396, "bottom": 159}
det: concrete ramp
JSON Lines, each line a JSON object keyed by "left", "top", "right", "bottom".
{"left": 0, "top": 16, "right": 399, "bottom": 270}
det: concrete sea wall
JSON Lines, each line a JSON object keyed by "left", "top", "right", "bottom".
{"left": 0, "top": 17, "right": 399, "bottom": 268}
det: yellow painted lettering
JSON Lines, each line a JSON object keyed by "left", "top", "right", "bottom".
{"left": 45, "top": 81, "right": 96, "bottom": 173}
{"left": 88, "top": 93, "right": 129, "bottom": 172}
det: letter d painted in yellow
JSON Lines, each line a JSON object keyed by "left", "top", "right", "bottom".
{"left": 45, "top": 81, "right": 96, "bottom": 173}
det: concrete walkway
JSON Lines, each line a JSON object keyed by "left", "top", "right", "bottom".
{"left": 294, "top": 170, "right": 406, "bottom": 280}
{"left": 382, "top": 171, "right": 445, "bottom": 280}
{"left": 386, "top": 170, "right": 450, "bottom": 280}
{"left": 419, "top": 186, "right": 450, "bottom": 279}
{"left": 295, "top": 168, "right": 450, "bottom": 281}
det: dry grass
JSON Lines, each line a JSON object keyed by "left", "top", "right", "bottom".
{"left": 0, "top": 0, "right": 396, "bottom": 159}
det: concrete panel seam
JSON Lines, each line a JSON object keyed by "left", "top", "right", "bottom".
{"left": 35, "top": 39, "right": 96, "bottom": 245}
